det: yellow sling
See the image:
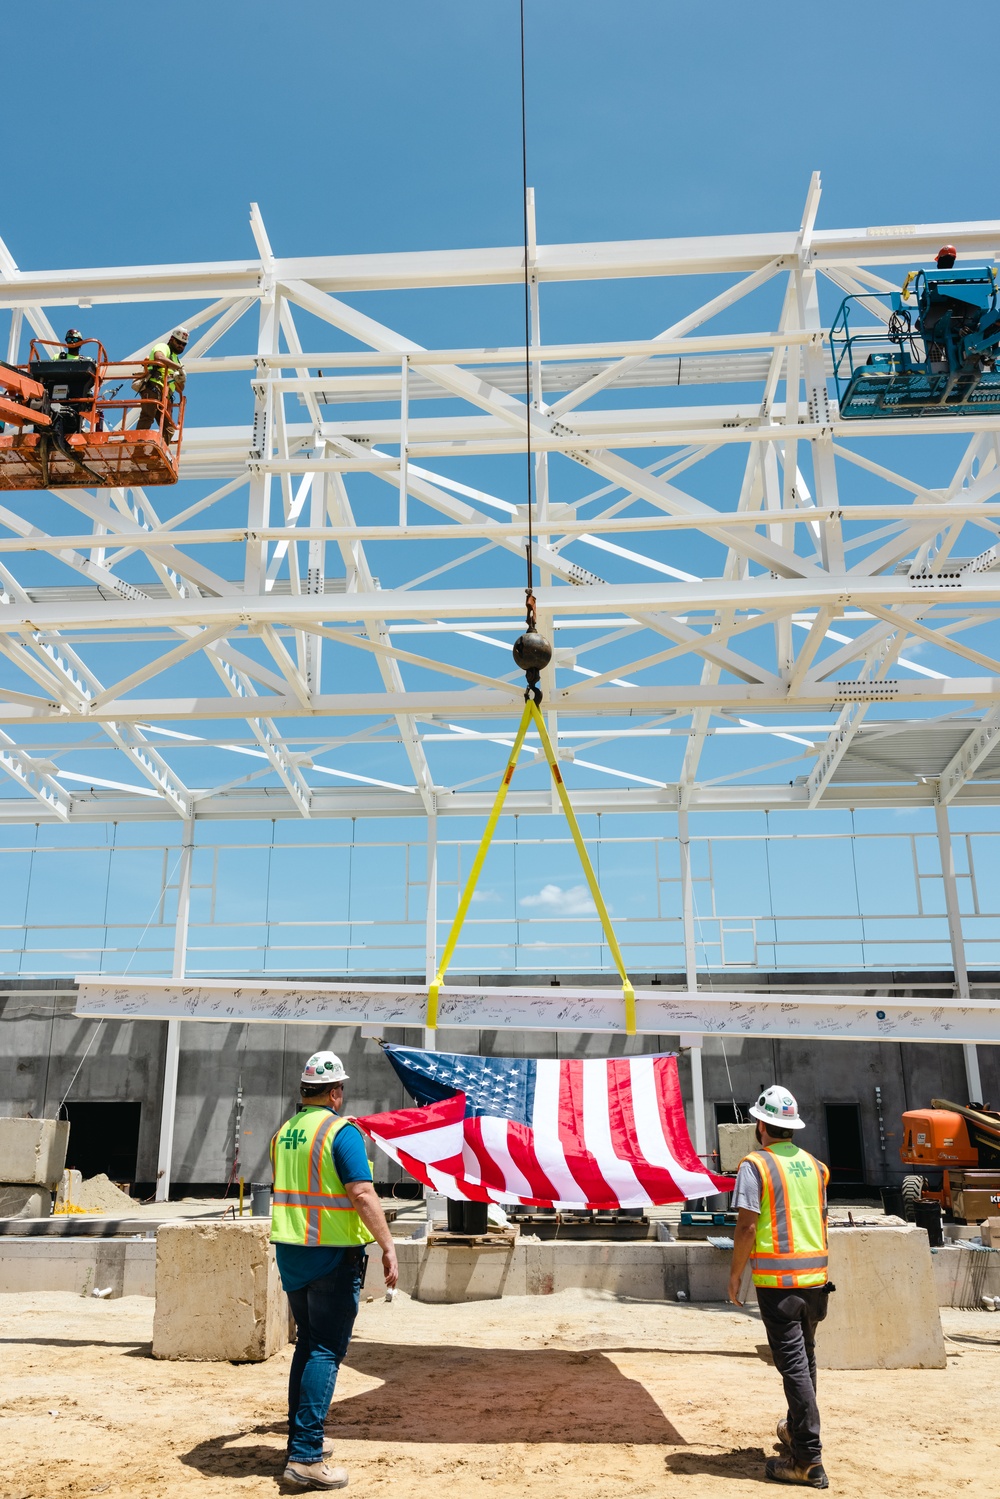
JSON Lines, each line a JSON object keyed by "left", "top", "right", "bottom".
{"left": 425, "top": 697, "right": 635, "bottom": 1035}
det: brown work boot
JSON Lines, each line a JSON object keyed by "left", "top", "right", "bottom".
{"left": 283, "top": 1460, "right": 349, "bottom": 1490}
{"left": 765, "top": 1454, "right": 828, "bottom": 1488}
{"left": 776, "top": 1419, "right": 792, "bottom": 1450}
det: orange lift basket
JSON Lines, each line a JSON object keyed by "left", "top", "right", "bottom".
{"left": 0, "top": 339, "right": 186, "bottom": 490}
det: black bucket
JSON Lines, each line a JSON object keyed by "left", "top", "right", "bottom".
{"left": 913, "top": 1199, "right": 943, "bottom": 1247}
{"left": 879, "top": 1186, "right": 906, "bottom": 1221}
{"left": 447, "top": 1199, "right": 489, "bottom": 1235}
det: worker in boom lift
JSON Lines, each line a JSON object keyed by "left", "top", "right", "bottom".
{"left": 270, "top": 1051, "right": 398, "bottom": 1491}
{"left": 135, "top": 324, "right": 187, "bottom": 443}
{"left": 57, "top": 328, "right": 87, "bottom": 360}
{"left": 728, "top": 1088, "right": 833, "bottom": 1490}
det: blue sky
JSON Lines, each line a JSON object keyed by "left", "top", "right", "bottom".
{"left": 6, "top": 1, "right": 990, "bottom": 266}
{"left": 1, "top": 2, "right": 997, "bottom": 974}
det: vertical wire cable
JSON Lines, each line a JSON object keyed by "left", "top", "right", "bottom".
{"left": 519, "top": 0, "right": 534, "bottom": 602}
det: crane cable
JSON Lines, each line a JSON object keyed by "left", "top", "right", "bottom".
{"left": 519, "top": 0, "right": 534, "bottom": 606}
{"left": 423, "top": 5, "right": 634, "bottom": 1036}
{"left": 511, "top": 0, "right": 552, "bottom": 704}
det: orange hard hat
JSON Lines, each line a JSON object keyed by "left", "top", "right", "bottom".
{"left": 936, "top": 245, "right": 958, "bottom": 265}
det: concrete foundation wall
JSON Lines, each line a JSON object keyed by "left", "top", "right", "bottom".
{"left": 0, "top": 1232, "right": 992, "bottom": 1313}
{"left": 2, "top": 975, "right": 998, "bottom": 1190}
{"left": 0, "top": 1237, "right": 155, "bottom": 1297}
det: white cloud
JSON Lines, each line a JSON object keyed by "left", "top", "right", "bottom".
{"left": 471, "top": 888, "right": 501, "bottom": 904}
{"left": 520, "top": 883, "right": 598, "bottom": 916}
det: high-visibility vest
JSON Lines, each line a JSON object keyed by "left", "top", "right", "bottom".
{"left": 269, "top": 1108, "right": 374, "bottom": 1249}
{"left": 146, "top": 342, "right": 181, "bottom": 392}
{"left": 744, "top": 1143, "right": 830, "bottom": 1289}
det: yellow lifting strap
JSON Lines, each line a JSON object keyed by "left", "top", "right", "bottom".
{"left": 425, "top": 698, "right": 636, "bottom": 1035}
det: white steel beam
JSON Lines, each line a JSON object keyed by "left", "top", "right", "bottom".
{"left": 934, "top": 801, "right": 984, "bottom": 1103}
{"left": 154, "top": 817, "right": 194, "bottom": 1202}
{"left": 938, "top": 708, "right": 1000, "bottom": 803}
{"left": 76, "top": 976, "right": 1000, "bottom": 1044}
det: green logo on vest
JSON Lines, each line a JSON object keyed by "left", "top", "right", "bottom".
{"left": 280, "top": 1127, "right": 309, "bottom": 1150}
{"left": 788, "top": 1158, "right": 811, "bottom": 1178}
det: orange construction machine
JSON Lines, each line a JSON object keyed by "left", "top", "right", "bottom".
{"left": 0, "top": 339, "right": 185, "bottom": 489}
{"left": 900, "top": 1098, "right": 1000, "bottom": 1223}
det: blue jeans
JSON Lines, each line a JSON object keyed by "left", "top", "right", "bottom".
{"left": 285, "top": 1248, "right": 365, "bottom": 1463}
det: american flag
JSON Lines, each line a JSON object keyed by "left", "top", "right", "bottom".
{"left": 354, "top": 1044, "right": 733, "bottom": 1209}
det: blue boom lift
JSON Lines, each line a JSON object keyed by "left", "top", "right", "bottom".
{"left": 831, "top": 247, "right": 1000, "bottom": 419}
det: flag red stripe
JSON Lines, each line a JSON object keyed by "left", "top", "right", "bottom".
{"left": 653, "top": 1055, "right": 713, "bottom": 1176}
{"left": 558, "top": 1058, "right": 618, "bottom": 1208}
{"left": 606, "top": 1057, "right": 687, "bottom": 1203}
{"left": 463, "top": 1118, "right": 510, "bottom": 1195}
{"left": 356, "top": 1092, "right": 465, "bottom": 1140}
{"left": 504, "top": 1120, "right": 557, "bottom": 1206}
{"left": 394, "top": 1145, "right": 494, "bottom": 1202}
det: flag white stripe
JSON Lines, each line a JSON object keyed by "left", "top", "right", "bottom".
{"left": 529, "top": 1058, "right": 590, "bottom": 1206}
{"left": 379, "top": 1119, "right": 464, "bottom": 1164}
{"left": 478, "top": 1116, "right": 535, "bottom": 1198}
{"left": 582, "top": 1058, "right": 651, "bottom": 1208}
{"left": 423, "top": 1163, "right": 505, "bottom": 1204}
{"left": 628, "top": 1055, "right": 717, "bottom": 1198}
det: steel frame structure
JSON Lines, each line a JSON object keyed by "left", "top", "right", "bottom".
{"left": 5, "top": 180, "right": 1000, "bottom": 1187}
{"left": 0, "top": 179, "right": 999, "bottom": 827}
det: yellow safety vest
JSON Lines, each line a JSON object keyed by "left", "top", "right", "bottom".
{"left": 744, "top": 1143, "right": 829, "bottom": 1289}
{"left": 147, "top": 342, "right": 182, "bottom": 393}
{"left": 269, "top": 1108, "right": 374, "bottom": 1249}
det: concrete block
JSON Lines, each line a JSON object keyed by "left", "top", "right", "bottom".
{"left": 0, "top": 1184, "right": 52, "bottom": 1218}
{"left": 815, "top": 1226, "right": 946, "bottom": 1369}
{"left": 0, "top": 1117, "right": 69, "bottom": 1189}
{"left": 718, "top": 1123, "right": 757, "bottom": 1174}
{"left": 411, "top": 1240, "right": 525, "bottom": 1302}
{"left": 55, "top": 1169, "right": 83, "bottom": 1209}
{"left": 152, "top": 1221, "right": 289, "bottom": 1361}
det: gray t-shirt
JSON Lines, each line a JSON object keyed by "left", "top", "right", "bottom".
{"left": 732, "top": 1157, "right": 762, "bottom": 1214}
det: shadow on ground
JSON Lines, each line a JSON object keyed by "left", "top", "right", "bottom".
{"left": 179, "top": 1340, "right": 681, "bottom": 1476}
{"left": 665, "top": 1446, "right": 770, "bottom": 1483}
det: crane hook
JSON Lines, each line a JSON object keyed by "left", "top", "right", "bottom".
{"left": 512, "top": 589, "right": 552, "bottom": 704}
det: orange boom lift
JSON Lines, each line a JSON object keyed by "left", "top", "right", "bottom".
{"left": 0, "top": 338, "right": 185, "bottom": 489}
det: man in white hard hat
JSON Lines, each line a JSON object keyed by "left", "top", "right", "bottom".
{"left": 135, "top": 325, "right": 188, "bottom": 443}
{"left": 270, "top": 1050, "right": 398, "bottom": 1491}
{"left": 727, "top": 1086, "right": 833, "bottom": 1490}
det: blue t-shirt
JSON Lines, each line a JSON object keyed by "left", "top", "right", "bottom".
{"left": 274, "top": 1116, "right": 374, "bottom": 1293}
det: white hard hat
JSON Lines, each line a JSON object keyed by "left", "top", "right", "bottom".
{"left": 170, "top": 325, "right": 189, "bottom": 342}
{"left": 749, "top": 1085, "right": 805, "bottom": 1130}
{"left": 300, "top": 1050, "right": 348, "bottom": 1085}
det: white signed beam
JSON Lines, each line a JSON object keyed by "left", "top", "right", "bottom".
{"left": 75, "top": 977, "right": 999, "bottom": 1044}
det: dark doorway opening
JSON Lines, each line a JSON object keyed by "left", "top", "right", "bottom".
{"left": 64, "top": 1101, "right": 141, "bottom": 1185}
{"left": 714, "top": 1102, "right": 751, "bottom": 1127}
{"left": 824, "top": 1103, "right": 866, "bottom": 1196}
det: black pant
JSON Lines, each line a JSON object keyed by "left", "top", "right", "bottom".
{"left": 756, "top": 1285, "right": 829, "bottom": 1468}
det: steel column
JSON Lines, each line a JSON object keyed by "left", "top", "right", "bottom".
{"left": 424, "top": 812, "right": 438, "bottom": 1051}
{"left": 678, "top": 806, "right": 707, "bottom": 1164}
{"left": 934, "top": 799, "right": 984, "bottom": 1103}
{"left": 154, "top": 817, "right": 195, "bottom": 1202}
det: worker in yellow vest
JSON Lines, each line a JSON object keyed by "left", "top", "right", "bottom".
{"left": 135, "top": 325, "right": 187, "bottom": 444}
{"left": 271, "top": 1050, "right": 398, "bottom": 1491}
{"left": 728, "top": 1087, "right": 833, "bottom": 1490}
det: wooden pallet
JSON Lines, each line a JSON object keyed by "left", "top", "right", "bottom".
{"left": 427, "top": 1226, "right": 519, "bottom": 1249}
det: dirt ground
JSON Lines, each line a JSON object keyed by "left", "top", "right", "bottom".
{"left": 1, "top": 1289, "right": 996, "bottom": 1499}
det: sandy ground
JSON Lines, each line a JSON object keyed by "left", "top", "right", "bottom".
{"left": 1, "top": 1289, "right": 996, "bottom": 1499}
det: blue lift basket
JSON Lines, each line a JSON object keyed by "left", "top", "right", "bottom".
{"left": 830, "top": 265, "right": 1000, "bottom": 419}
